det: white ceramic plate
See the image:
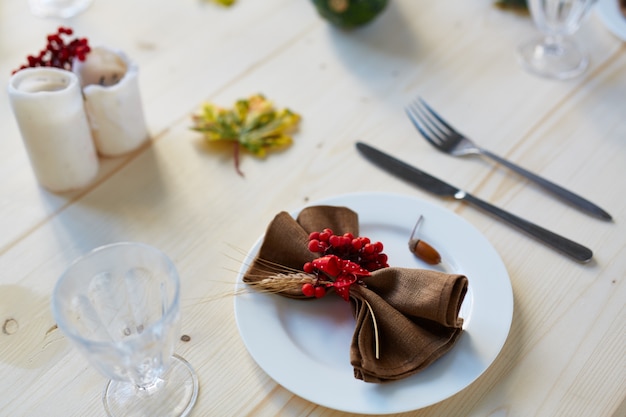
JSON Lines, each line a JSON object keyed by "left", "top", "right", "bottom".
{"left": 234, "top": 192, "right": 513, "bottom": 415}
{"left": 596, "top": 0, "right": 626, "bottom": 41}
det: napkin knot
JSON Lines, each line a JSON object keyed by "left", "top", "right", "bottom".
{"left": 243, "top": 206, "right": 468, "bottom": 382}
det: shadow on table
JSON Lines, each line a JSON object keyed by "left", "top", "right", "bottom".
{"left": 41, "top": 142, "right": 171, "bottom": 264}
{"left": 323, "top": 1, "right": 422, "bottom": 86}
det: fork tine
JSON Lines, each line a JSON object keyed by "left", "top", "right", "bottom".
{"left": 410, "top": 100, "right": 451, "bottom": 140}
{"left": 404, "top": 105, "right": 439, "bottom": 146}
{"left": 405, "top": 107, "right": 441, "bottom": 148}
{"left": 417, "top": 98, "right": 459, "bottom": 135}
{"left": 405, "top": 103, "right": 444, "bottom": 148}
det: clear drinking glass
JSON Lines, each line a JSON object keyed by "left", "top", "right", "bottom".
{"left": 28, "top": 0, "right": 94, "bottom": 19}
{"left": 52, "top": 242, "right": 199, "bottom": 417}
{"left": 518, "top": 0, "right": 597, "bottom": 79}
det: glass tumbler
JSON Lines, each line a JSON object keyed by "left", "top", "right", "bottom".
{"left": 52, "top": 242, "right": 198, "bottom": 417}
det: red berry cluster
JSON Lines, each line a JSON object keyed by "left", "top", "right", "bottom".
{"left": 301, "top": 282, "right": 326, "bottom": 299}
{"left": 301, "top": 229, "right": 389, "bottom": 301}
{"left": 302, "top": 255, "right": 372, "bottom": 301}
{"left": 12, "top": 27, "right": 91, "bottom": 74}
{"left": 307, "top": 228, "right": 389, "bottom": 271}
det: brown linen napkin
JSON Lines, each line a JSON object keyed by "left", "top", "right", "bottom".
{"left": 350, "top": 268, "right": 467, "bottom": 382}
{"left": 243, "top": 206, "right": 468, "bottom": 382}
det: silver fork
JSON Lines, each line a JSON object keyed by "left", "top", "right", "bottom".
{"left": 405, "top": 97, "right": 612, "bottom": 221}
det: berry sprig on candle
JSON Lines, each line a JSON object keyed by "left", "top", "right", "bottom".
{"left": 12, "top": 27, "right": 91, "bottom": 74}
{"left": 301, "top": 229, "right": 389, "bottom": 301}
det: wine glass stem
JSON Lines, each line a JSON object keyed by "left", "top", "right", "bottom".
{"left": 543, "top": 35, "right": 564, "bottom": 55}
{"left": 136, "top": 378, "right": 164, "bottom": 394}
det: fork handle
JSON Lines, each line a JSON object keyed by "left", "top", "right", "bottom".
{"left": 480, "top": 149, "right": 612, "bottom": 220}
{"left": 459, "top": 192, "right": 593, "bottom": 263}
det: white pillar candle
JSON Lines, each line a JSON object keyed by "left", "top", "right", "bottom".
{"left": 72, "top": 46, "right": 149, "bottom": 156}
{"left": 8, "top": 67, "right": 99, "bottom": 193}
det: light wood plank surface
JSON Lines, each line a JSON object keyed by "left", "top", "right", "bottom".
{"left": 1, "top": 0, "right": 624, "bottom": 416}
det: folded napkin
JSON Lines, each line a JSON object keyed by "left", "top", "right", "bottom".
{"left": 243, "top": 206, "right": 468, "bottom": 382}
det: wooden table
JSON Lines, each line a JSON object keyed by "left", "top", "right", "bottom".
{"left": 1, "top": 0, "right": 624, "bottom": 415}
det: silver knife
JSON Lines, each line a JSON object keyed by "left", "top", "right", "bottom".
{"left": 356, "top": 142, "right": 593, "bottom": 263}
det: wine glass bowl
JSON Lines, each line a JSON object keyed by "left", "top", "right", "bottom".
{"left": 518, "top": 0, "right": 597, "bottom": 79}
{"left": 52, "top": 242, "right": 198, "bottom": 417}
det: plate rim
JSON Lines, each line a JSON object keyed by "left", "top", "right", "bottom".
{"left": 596, "top": 0, "right": 626, "bottom": 41}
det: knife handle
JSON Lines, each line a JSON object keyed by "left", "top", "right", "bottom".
{"left": 459, "top": 192, "right": 593, "bottom": 262}
{"left": 481, "top": 149, "right": 612, "bottom": 221}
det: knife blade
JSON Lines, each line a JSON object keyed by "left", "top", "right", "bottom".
{"left": 356, "top": 142, "right": 593, "bottom": 263}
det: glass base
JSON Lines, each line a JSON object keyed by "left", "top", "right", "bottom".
{"left": 28, "top": 0, "right": 93, "bottom": 19}
{"left": 103, "top": 354, "right": 199, "bottom": 417}
{"left": 518, "top": 36, "right": 588, "bottom": 80}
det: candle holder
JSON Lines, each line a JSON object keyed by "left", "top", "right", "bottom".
{"left": 8, "top": 67, "right": 99, "bottom": 192}
{"left": 73, "top": 46, "right": 150, "bottom": 157}
{"left": 9, "top": 27, "right": 150, "bottom": 191}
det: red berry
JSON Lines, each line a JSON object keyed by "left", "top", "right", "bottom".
{"left": 309, "top": 231, "right": 320, "bottom": 240}
{"left": 303, "top": 262, "right": 314, "bottom": 273}
{"left": 308, "top": 239, "right": 322, "bottom": 252}
{"left": 363, "top": 243, "right": 375, "bottom": 255}
{"left": 329, "top": 234, "right": 342, "bottom": 248}
{"left": 314, "top": 286, "right": 326, "bottom": 298}
{"left": 301, "top": 283, "right": 315, "bottom": 297}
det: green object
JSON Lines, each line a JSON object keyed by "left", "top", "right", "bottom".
{"left": 312, "top": 0, "right": 388, "bottom": 29}
{"left": 495, "top": 0, "right": 528, "bottom": 11}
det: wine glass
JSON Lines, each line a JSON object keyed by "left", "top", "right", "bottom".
{"left": 52, "top": 242, "right": 199, "bottom": 417}
{"left": 518, "top": 0, "right": 597, "bottom": 80}
{"left": 28, "top": 0, "right": 93, "bottom": 19}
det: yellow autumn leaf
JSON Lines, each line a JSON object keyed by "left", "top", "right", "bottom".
{"left": 191, "top": 94, "right": 301, "bottom": 176}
